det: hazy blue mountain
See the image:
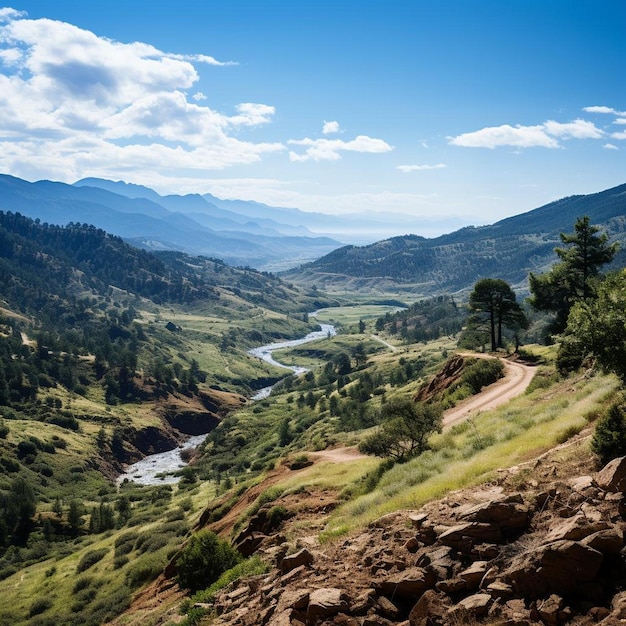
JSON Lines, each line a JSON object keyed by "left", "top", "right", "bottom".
{"left": 0, "top": 175, "right": 342, "bottom": 269}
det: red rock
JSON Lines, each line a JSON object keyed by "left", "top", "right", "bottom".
{"left": 377, "top": 567, "right": 437, "bottom": 599}
{"left": 306, "top": 588, "right": 350, "bottom": 622}
{"left": 597, "top": 456, "right": 626, "bottom": 493}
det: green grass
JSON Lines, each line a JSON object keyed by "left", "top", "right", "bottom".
{"left": 322, "top": 372, "right": 619, "bottom": 534}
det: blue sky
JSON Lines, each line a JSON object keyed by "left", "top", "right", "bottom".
{"left": 0, "top": 1, "right": 624, "bottom": 237}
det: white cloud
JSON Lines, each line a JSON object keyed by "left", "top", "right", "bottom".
{"left": 583, "top": 105, "right": 626, "bottom": 116}
{"left": 449, "top": 124, "right": 558, "bottom": 149}
{"left": 0, "top": 7, "right": 26, "bottom": 22}
{"left": 604, "top": 143, "right": 619, "bottom": 150}
{"left": 611, "top": 130, "right": 626, "bottom": 140}
{"left": 543, "top": 119, "right": 603, "bottom": 139}
{"left": 449, "top": 118, "right": 603, "bottom": 149}
{"left": 614, "top": 118, "right": 626, "bottom": 125}
{"left": 0, "top": 11, "right": 283, "bottom": 181}
{"left": 288, "top": 135, "right": 393, "bottom": 162}
{"left": 322, "top": 120, "right": 340, "bottom": 135}
{"left": 169, "top": 53, "right": 238, "bottom": 67}
{"left": 398, "top": 163, "right": 446, "bottom": 172}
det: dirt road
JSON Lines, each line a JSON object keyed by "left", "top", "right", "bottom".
{"left": 443, "top": 357, "right": 536, "bottom": 429}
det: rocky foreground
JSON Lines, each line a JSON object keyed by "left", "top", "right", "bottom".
{"left": 197, "top": 443, "right": 626, "bottom": 626}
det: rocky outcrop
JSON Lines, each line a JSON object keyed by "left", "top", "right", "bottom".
{"left": 414, "top": 355, "right": 465, "bottom": 402}
{"left": 198, "top": 456, "right": 626, "bottom": 626}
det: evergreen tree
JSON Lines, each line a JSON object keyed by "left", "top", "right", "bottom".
{"left": 529, "top": 216, "right": 618, "bottom": 333}
{"left": 467, "top": 278, "right": 526, "bottom": 352}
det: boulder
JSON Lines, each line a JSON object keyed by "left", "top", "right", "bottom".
{"left": 460, "top": 560, "right": 489, "bottom": 590}
{"left": 438, "top": 522, "right": 502, "bottom": 552}
{"left": 545, "top": 513, "right": 610, "bottom": 542}
{"left": 504, "top": 540, "right": 603, "bottom": 598}
{"left": 350, "top": 589, "right": 376, "bottom": 615}
{"left": 377, "top": 567, "right": 437, "bottom": 599}
{"left": 581, "top": 527, "right": 624, "bottom": 555}
{"left": 458, "top": 494, "right": 530, "bottom": 536}
{"left": 306, "top": 588, "right": 350, "bottom": 622}
{"left": 597, "top": 456, "right": 626, "bottom": 493}
{"left": 408, "top": 589, "right": 451, "bottom": 626}
{"left": 280, "top": 548, "right": 314, "bottom": 574}
{"left": 377, "top": 596, "right": 401, "bottom": 619}
{"left": 449, "top": 593, "right": 492, "bottom": 619}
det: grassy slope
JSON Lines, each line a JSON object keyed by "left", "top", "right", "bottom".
{"left": 0, "top": 301, "right": 621, "bottom": 626}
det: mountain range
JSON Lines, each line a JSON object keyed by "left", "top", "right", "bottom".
{"left": 0, "top": 174, "right": 344, "bottom": 271}
{"left": 1, "top": 173, "right": 625, "bottom": 295}
{"left": 285, "top": 182, "right": 626, "bottom": 296}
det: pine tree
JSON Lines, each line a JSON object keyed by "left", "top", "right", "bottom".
{"left": 529, "top": 216, "right": 618, "bottom": 332}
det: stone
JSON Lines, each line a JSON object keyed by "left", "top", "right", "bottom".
{"left": 280, "top": 548, "right": 314, "bottom": 574}
{"left": 485, "top": 580, "right": 514, "bottom": 599}
{"left": 503, "top": 540, "right": 603, "bottom": 598}
{"left": 581, "top": 527, "right": 624, "bottom": 554}
{"left": 280, "top": 564, "right": 307, "bottom": 585}
{"left": 236, "top": 531, "right": 268, "bottom": 557}
{"left": 350, "top": 589, "right": 376, "bottom": 615}
{"left": 544, "top": 513, "right": 610, "bottom": 542}
{"left": 306, "top": 588, "right": 350, "bottom": 622}
{"left": 437, "top": 522, "right": 502, "bottom": 552}
{"left": 450, "top": 593, "right": 491, "bottom": 618}
{"left": 597, "top": 456, "right": 626, "bottom": 493}
{"left": 377, "top": 596, "right": 401, "bottom": 619}
{"left": 377, "top": 567, "right": 437, "bottom": 599}
{"left": 276, "top": 588, "right": 310, "bottom": 612}
{"left": 267, "top": 609, "right": 293, "bottom": 626}
{"left": 408, "top": 589, "right": 451, "bottom": 626}
{"left": 536, "top": 594, "right": 564, "bottom": 626}
{"left": 460, "top": 560, "right": 489, "bottom": 590}
{"left": 409, "top": 512, "right": 429, "bottom": 529}
{"left": 458, "top": 494, "right": 530, "bottom": 536}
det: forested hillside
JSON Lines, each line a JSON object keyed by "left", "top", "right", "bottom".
{"left": 285, "top": 182, "right": 626, "bottom": 294}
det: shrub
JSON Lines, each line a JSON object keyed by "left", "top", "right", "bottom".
{"left": 76, "top": 548, "right": 108, "bottom": 573}
{"left": 592, "top": 401, "right": 626, "bottom": 466}
{"left": 176, "top": 530, "right": 241, "bottom": 593}
{"left": 28, "top": 598, "right": 52, "bottom": 617}
{"left": 126, "top": 552, "right": 167, "bottom": 590}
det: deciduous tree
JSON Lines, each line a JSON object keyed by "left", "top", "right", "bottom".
{"left": 359, "top": 397, "right": 442, "bottom": 461}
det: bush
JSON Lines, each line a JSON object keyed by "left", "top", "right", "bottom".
{"left": 28, "top": 598, "right": 52, "bottom": 617}
{"left": 592, "top": 401, "right": 626, "bottom": 466}
{"left": 76, "top": 548, "right": 108, "bottom": 573}
{"left": 176, "top": 530, "right": 241, "bottom": 593}
{"left": 126, "top": 552, "right": 167, "bottom": 590}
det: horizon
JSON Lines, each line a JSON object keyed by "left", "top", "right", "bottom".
{"left": 0, "top": 1, "right": 624, "bottom": 237}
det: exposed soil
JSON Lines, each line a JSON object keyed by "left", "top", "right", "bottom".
{"left": 443, "top": 356, "right": 536, "bottom": 428}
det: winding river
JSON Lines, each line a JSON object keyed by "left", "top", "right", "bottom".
{"left": 117, "top": 321, "right": 336, "bottom": 485}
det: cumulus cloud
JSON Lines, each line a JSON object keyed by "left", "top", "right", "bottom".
{"left": 449, "top": 119, "right": 603, "bottom": 149}
{"left": 288, "top": 135, "right": 392, "bottom": 162}
{"left": 0, "top": 10, "right": 282, "bottom": 181}
{"left": 397, "top": 163, "right": 446, "bottom": 173}
{"left": 604, "top": 143, "right": 619, "bottom": 150}
{"left": 0, "top": 7, "right": 26, "bottom": 22}
{"left": 611, "top": 130, "right": 626, "bottom": 140}
{"left": 322, "top": 120, "right": 340, "bottom": 134}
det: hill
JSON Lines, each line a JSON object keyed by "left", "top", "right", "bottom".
{"left": 0, "top": 174, "right": 342, "bottom": 271}
{"left": 284, "top": 182, "right": 626, "bottom": 295}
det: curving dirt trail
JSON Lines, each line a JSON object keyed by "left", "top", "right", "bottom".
{"left": 443, "top": 356, "right": 536, "bottom": 429}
